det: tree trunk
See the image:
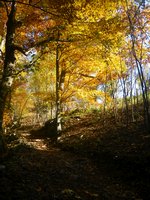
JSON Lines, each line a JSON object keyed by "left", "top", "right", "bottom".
{"left": 55, "top": 30, "right": 62, "bottom": 135}
{"left": 0, "top": 0, "right": 16, "bottom": 156}
{"left": 122, "top": 77, "right": 129, "bottom": 126}
{"left": 130, "top": 66, "right": 135, "bottom": 122}
{"left": 126, "top": 6, "right": 150, "bottom": 130}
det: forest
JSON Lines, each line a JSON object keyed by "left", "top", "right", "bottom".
{"left": 0, "top": 0, "right": 150, "bottom": 199}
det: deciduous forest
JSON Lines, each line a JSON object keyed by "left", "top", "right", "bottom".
{"left": 0, "top": 0, "right": 150, "bottom": 199}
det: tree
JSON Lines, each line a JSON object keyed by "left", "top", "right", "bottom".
{"left": 28, "top": 52, "right": 56, "bottom": 123}
{"left": 0, "top": 0, "right": 17, "bottom": 156}
{"left": 1, "top": 0, "right": 149, "bottom": 154}
{"left": 0, "top": 0, "right": 77, "bottom": 155}
{"left": 124, "top": 0, "right": 150, "bottom": 129}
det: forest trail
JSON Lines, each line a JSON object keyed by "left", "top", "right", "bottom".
{"left": 1, "top": 114, "right": 150, "bottom": 200}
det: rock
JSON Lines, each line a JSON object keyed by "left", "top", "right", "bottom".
{"left": 43, "top": 118, "right": 57, "bottom": 138}
{"left": 30, "top": 118, "right": 60, "bottom": 142}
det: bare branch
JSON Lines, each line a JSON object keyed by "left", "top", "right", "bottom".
{"left": 0, "top": 0, "right": 61, "bottom": 17}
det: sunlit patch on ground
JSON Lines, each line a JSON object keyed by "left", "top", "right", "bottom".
{"left": 1, "top": 113, "right": 150, "bottom": 200}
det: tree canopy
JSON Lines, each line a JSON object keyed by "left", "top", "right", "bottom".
{"left": 0, "top": 0, "right": 150, "bottom": 154}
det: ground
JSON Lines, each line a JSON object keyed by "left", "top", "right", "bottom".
{"left": 0, "top": 112, "right": 150, "bottom": 200}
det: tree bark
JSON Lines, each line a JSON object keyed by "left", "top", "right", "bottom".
{"left": 126, "top": 8, "right": 150, "bottom": 130}
{"left": 55, "top": 30, "right": 62, "bottom": 135}
{"left": 0, "top": 0, "right": 16, "bottom": 156}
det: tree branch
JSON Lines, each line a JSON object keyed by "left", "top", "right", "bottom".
{"left": 0, "top": 0, "right": 61, "bottom": 17}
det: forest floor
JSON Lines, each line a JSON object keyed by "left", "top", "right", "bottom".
{"left": 1, "top": 112, "right": 150, "bottom": 200}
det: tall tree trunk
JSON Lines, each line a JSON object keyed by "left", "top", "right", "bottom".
{"left": 122, "top": 77, "right": 129, "bottom": 126}
{"left": 55, "top": 30, "right": 62, "bottom": 135}
{"left": 0, "top": 0, "right": 16, "bottom": 156}
{"left": 126, "top": 8, "right": 150, "bottom": 130}
{"left": 130, "top": 65, "right": 135, "bottom": 122}
{"left": 110, "top": 80, "right": 118, "bottom": 124}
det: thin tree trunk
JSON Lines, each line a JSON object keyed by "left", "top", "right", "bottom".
{"left": 110, "top": 80, "right": 118, "bottom": 124}
{"left": 130, "top": 64, "right": 135, "bottom": 122}
{"left": 122, "top": 77, "right": 129, "bottom": 126}
{"left": 126, "top": 6, "right": 150, "bottom": 130}
{"left": 56, "top": 30, "right": 62, "bottom": 135}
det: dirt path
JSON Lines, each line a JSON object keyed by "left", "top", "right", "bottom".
{"left": 1, "top": 118, "right": 150, "bottom": 200}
